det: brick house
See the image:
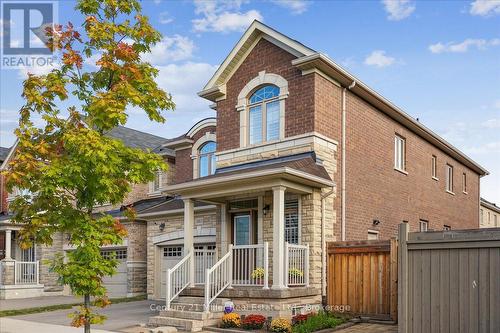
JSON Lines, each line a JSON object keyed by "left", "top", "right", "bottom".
{"left": 0, "top": 20, "right": 489, "bottom": 328}
{"left": 0, "top": 127, "right": 171, "bottom": 299}
{"left": 480, "top": 198, "right": 500, "bottom": 228}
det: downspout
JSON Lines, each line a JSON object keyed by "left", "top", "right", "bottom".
{"left": 321, "top": 187, "right": 335, "bottom": 303}
{"left": 341, "top": 81, "right": 356, "bottom": 241}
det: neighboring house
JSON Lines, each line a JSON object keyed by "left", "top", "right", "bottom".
{"left": 0, "top": 127, "right": 172, "bottom": 299}
{"left": 145, "top": 21, "right": 488, "bottom": 327}
{"left": 480, "top": 197, "right": 500, "bottom": 228}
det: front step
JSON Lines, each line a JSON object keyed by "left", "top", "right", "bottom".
{"left": 149, "top": 295, "right": 227, "bottom": 332}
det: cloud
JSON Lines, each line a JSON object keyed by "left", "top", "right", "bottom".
{"left": 192, "top": 0, "right": 263, "bottom": 33}
{"left": 466, "top": 141, "right": 500, "bottom": 154}
{"left": 470, "top": 0, "right": 500, "bottom": 16}
{"left": 17, "top": 60, "right": 61, "bottom": 78}
{"left": 271, "top": 0, "right": 310, "bottom": 15}
{"left": 159, "top": 11, "right": 174, "bottom": 24}
{"left": 364, "top": 50, "right": 396, "bottom": 68}
{"left": 429, "top": 38, "right": 500, "bottom": 53}
{"left": 141, "top": 35, "right": 195, "bottom": 65}
{"left": 482, "top": 119, "right": 500, "bottom": 129}
{"left": 382, "top": 0, "right": 415, "bottom": 21}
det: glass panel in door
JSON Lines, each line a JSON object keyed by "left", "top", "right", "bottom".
{"left": 234, "top": 215, "right": 250, "bottom": 245}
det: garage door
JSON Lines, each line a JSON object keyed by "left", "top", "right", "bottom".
{"left": 160, "top": 246, "right": 184, "bottom": 298}
{"left": 101, "top": 248, "right": 128, "bottom": 298}
{"left": 159, "top": 244, "right": 216, "bottom": 298}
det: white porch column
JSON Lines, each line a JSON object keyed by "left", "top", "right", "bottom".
{"left": 272, "top": 186, "right": 286, "bottom": 289}
{"left": 257, "top": 196, "right": 263, "bottom": 244}
{"left": 183, "top": 198, "right": 195, "bottom": 287}
{"left": 220, "top": 203, "right": 228, "bottom": 254}
{"left": 4, "top": 229, "right": 12, "bottom": 260}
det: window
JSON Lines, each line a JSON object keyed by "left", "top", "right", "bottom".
{"left": 367, "top": 230, "right": 379, "bottom": 240}
{"left": 199, "top": 141, "right": 216, "bottom": 177}
{"left": 443, "top": 225, "right": 451, "bottom": 231}
{"left": 431, "top": 155, "right": 437, "bottom": 179}
{"left": 480, "top": 209, "right": 484, "bottom": 225}
{"left": 394, "top": 135, "right": 406, "bottom": 172}
{"left": 248, "top": 85, "right": 280, "bottom": 145}
{"left": 419, "top": 220, "right": 428, "bottom": 232}
{"left": 153, "top": 170, "right": 162, "bottom": 192}
{"left": 163, "top": 246, "right": 183, "bottom": 257}
{"left": 445, "top": 164, "right": 454, "bottom": 193}
{"left": 495, "top": 215, "right": 498, "bottom": 227}
{"left": 101, "top": 249, "right": 127, "bottom": 260}
{"left": 462, "top": 173, "right": 467, "bottom": 193}
{"left": 284, "top": 198, "right": 299, "bottom": 244}
{"left": 488, "top": 212, "right": 491, "bottom": 224}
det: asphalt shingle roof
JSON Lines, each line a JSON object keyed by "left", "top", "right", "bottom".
{"left": 105, "top": 126, "right": 174, "bottom": 155}
{"left": 0, "top": 146, "right": 10, "bottom": 163}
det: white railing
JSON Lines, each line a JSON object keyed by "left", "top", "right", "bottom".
{"left": 232, "top": 242, "right": 269, "bottom": 288}
{"left": 204, "top": 244, "right": 233, "bottom": 312}
{"left": 15, "top": 261, "right": 39, "bottom": 285}
{"left": 195, "top": 248, "right": 216, "bottom": 284}
{"left": 166, "top": 249, "right": 193, "bottom": 310}
{"left": 285, "top": 242, "right": 309, "bottom": 287}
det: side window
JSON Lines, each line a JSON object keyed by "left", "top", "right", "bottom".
{"left": 419, "top": 220, "right": 428, "bottom": 232}
{"left": 394, "top": 135, "right": 406, "bottom": 172}
{"left": 199, "top": 141, "right": 216, "bottom": 177}
{"left": 445, "top": 164, "right": 454, "bottom": 193}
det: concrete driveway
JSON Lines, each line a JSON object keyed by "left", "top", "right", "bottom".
{"left": 8, "top": 300, "right": 159, "bottom": 332}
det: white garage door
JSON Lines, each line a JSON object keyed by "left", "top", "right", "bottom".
{"left": 101, "top": 248, "right": 128, "bottom": 298}
{"left": 160, "top": 246, "right": 184, "bottom": 298}
{"left": 159, "top": 244, "right": 216, "bottom": 298}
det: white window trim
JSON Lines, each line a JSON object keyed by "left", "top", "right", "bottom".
{"left": 462, "top": 172, "right": 467, "bottom": 194}
{"left": 419, "top": 220, "right": 428, "bottom": 232}
{"left": 445, "top": 164, "right": 454, "bottom": 195}
{"left": 191, "top": 132, "right": 217, "bottom": 179}
{"left": 431, "top": 155, "right": 438, "bottom": 180}
{"left": 236, "top": 71, "right": 288, "bottom": 148}
{"left": 149, "top": 170, "right": 163, "bottom": 195}
{"left": 394, "top": 135, "right": 407, "bottom": 174}
{"left": 367, "top": 230, "right": 379, "bottom": 240}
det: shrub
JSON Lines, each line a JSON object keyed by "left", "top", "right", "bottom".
{"left": 291, "top": 313, "right": 310, "bottom": 325}
{"left": 291, "top": 312, "right": 345, "bottom": 333}
{"left": 221, "top": 313, "right": 241, "bottom": 328}
{"left": 270, "top": 318, "right": 292, "bottom": 333}
{"left": 242, "top": 314, "right": 266, "bottom": 330}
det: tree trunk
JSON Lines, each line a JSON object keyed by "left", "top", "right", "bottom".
{"left": 84, "top": 293, "right": 90, "bottom": 333}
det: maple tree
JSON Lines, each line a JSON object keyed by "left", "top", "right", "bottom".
{"left": 3, "top": 1, "right": 174, "bottom": 331}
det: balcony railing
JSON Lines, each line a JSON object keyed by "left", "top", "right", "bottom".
{"left": 166, "top": 249, "right": 193, "bottom": 310}
{"left": 15, "top": 261, "right": 39, "bottom": 285}
{"left": 232, "top": 243, "right": 269, "bottom": 288}
{"left": 285, "top": 242, "right": 309, "bottom": 286}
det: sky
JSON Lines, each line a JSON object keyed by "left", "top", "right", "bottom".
{"left": 0, "top": 0, "right": 499, "bottom": 202}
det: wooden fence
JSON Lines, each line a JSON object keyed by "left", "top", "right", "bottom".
{"left": 398, "top": 223, "right": 500, "bottom": 333}
{"left": 327, "top": 239, "right": 398, "bottom": 321}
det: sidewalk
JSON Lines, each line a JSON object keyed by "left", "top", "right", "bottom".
{"left": 0, "top": 318, "right": 116, "bottom": 333}
{"left": 0, "top": 295, "right": 83, "bottom": 311}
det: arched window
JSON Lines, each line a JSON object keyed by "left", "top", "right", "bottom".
{"left": 199, "top": 141, "right": 216, "bottom": 177}
{"left": 248, "top": 85, "right": 280, "bottom": 145}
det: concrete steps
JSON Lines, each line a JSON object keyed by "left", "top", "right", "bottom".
{"left": 148, "top": 295, "right": 228, "bottom": 332}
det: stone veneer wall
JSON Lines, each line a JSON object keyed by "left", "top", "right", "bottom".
{"left": 37, "top": 232, "right": 64, "bottom": 291}
{"left": 146, "top": 210, "right": 217, "bottom": 298}
{"left": 125, "top": 221, "right": 147, "bottom": 296}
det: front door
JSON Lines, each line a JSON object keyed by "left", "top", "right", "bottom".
{"left": 234, "top": 215, "right": 251, "bottom": 245}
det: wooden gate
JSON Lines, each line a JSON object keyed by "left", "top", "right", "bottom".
{"left": 327, "top": 239, "right": 398, "bottom": 321}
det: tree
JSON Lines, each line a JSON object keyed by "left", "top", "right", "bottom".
{"left": 3, "top": 1, "right": 174, "bottom": 332}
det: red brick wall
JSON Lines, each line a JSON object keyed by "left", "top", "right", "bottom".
{"left": 216, "top": 39, "right": 315, "bottom": 152}
{"left": 0, "top": 173, "right": 7, "bottom": 213}
{"left": 173, "top": 125, "right": 216, "bottom": 184}
{"left": 343, "top": 90, "right": 480, "bottom": 240}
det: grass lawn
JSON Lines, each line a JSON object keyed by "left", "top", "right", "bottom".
{"left": 0, "top": 295, "right": 146, "bottom": 317}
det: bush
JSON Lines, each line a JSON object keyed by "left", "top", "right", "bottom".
{"left": 221, "top": 312, "right": 241, "bottom": 328}
{"left": 270, "top": 318, "right": 292, "bottom": 333}
{"left": 242, "top": 314, "right": 266, "bottom": 330}
{"left": 291, "top": 312, "right": 345, "bottom": 333}
{"left": 291, "top": 313, "right": 310, "bottom": 325}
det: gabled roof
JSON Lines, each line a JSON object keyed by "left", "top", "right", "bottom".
{"left": 481, "top": 198, "right": 500, "bottom": 214}
{"left": 198, "top": 20, "right": 488, "bottom": 176}
{"left": 161, "top": 117, "right": 216, "bottom": 150}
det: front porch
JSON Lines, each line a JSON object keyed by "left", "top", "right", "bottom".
{"left": 163, "top": 153, "right": 335, "bottom": 313}
{"left": 0, "top": 225, "right": 43, "bottom": 299}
